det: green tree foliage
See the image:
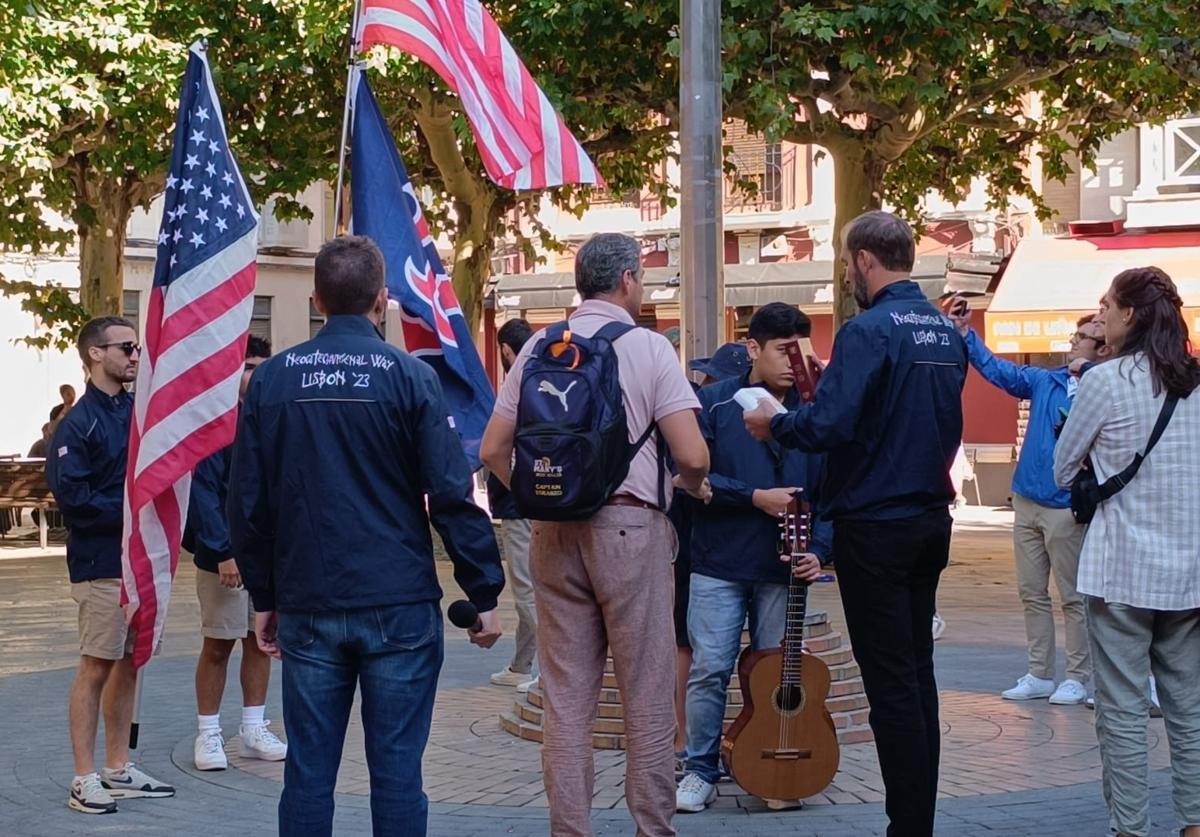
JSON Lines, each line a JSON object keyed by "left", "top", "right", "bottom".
{"left": 719, "top": 0, "right": 1200, "bottom": 324}
{"left": 0, "top": 0, "right": 346, "bottom": 349}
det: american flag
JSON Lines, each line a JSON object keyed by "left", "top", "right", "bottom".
{"left": 121, "top": 42, "right": 259, "bottom": 669}
{"left": 357, "top": 0, "right": 600, "bottom": 191}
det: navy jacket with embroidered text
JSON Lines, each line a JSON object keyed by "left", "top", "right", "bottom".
{"left": 770, "top": 281, "right": 967, "bottom": 520}
{"left": 45, "top": 384, "right": 132, "bottom": 582}
{"left": 694, "top": 374, "right": 832, "bottom": 584}
{"left": 228, "top": 315, "right": 505, "bottom": 614}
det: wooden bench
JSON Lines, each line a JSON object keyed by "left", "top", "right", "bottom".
{"left": 0, "top": 458, "right": 57, "bottom": 549}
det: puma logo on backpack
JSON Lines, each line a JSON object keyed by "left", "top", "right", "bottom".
{"left": 537, "top": 380, "right": 577, "bottom": 412}
{"left": 511, "top": 321, "right": 663, "bottom": 521}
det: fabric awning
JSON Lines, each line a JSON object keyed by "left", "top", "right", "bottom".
{"left": 984, "top": 232, "right": 1200, "bottom": 353}
{"left": 492, "top": 255, "right": 953, "bottom": 312}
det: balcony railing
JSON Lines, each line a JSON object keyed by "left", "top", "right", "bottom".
{"left": 1165, "top": 118, "right": 1200, "bottom": 185}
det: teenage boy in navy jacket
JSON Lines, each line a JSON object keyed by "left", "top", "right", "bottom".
{"left": 675, "top": 303, "right": 832, "bottom": 814}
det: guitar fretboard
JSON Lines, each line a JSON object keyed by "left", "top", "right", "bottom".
{"left": 780, "top": 503, "right": 810, "bottom": 687}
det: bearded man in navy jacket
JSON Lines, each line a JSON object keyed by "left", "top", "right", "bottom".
{"left": 745, "top": 212, "right": 967, "bottom": 837}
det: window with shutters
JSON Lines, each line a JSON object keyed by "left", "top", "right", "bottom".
{"left": 249, "top": 296, "right": 272, "bottom": 342}
{"left": 122, "top": 290, "right": 141, "bottom": 339}
{"left": 723, "top": 119, "right": 785, "bottom": 212}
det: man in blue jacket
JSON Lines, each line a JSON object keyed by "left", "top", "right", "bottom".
{"left": 228, "top": 236, "right": 506, "bottom": 837}
{"left": 676, "top": 304, "right": 831, "bottom": 814}
{"left": 947, "top": 300, "right": 1109, "bottom": 705}
{"left": 187, "top": 334, "right": 286, "bottom": 771}
{"left": 746, "top": 212, "right": 966, "bottom": 837}
{"left": 47, "top": 316, "right": 174, "bottom": 815}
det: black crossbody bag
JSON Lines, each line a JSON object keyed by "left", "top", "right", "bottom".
{"left": 1070, "top": 395, "right": 1178, "bottom": 525}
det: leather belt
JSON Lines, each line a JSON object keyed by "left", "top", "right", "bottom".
{"left": 605, "top": 494, "right": 657, "bottom": 510}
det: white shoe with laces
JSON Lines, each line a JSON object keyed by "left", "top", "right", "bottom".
{"left": 517, "top": 676, "right": 539, "bottom": 695}
{"left": 194, "top": 729, "right": 228, "bottom": 771}
{"left": 490, "top": 666, "right": 528, "bottom": 687}
{"left": 68, "top": 774, "right": 117, "bottom": 815}
{"left": 676, "top": 773, "right": 716, "bottom": 813}
{"left": 240, "top": 721, "right": 287, "bottom": 761}
{"left": 1048, "top": 679, "right": 1088, "bottom": 705}
{"left": 1001, "top": 673, "right": 1056, "bottom": 701}
{"left": 100, "top": 763, "right": 175, "bottom": 798}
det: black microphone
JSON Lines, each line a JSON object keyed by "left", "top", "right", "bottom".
{"left": 447, "top": 600, "right": 481, "bottom": 632}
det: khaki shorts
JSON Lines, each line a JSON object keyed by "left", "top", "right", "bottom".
{"left": 196, "top": 565, "right": 255, "bottom": 640}
{"left": 71, "top": 578, "right": 135, "bottom": 661}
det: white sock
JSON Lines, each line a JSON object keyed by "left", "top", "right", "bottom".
{"left": 74, "top": 772, "right": 99, "bottom": 786}
{"left": 241, "top": 705, "right": 266, "bottom": 729}
{"left": 198, "top": 713, "right": 221, "bottom": 734}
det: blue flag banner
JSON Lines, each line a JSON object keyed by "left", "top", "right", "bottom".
{"left": 350, "top": 72, "right": 496, "bottom": 469}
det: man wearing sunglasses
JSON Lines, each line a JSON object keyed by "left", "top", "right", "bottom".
{"left": 47, "top": 316, "right": 175, "bottom": 815}
{"left": 946, "top": 299, "right": 1110, "bottom": 707}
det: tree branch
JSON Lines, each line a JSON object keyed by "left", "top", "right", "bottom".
{"left": 412, "top": 87, "right": 487, "bottom": 208}
{"left": 1024, "top": 0, "right": 1200, "bottom": 84}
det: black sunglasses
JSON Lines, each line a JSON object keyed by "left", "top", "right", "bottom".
{"left": 99, "top": 341, "right": 141, "bottom": 357}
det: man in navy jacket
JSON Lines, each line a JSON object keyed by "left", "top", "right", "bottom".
{"left": 947, "top": 300, "right": 1109, "bottom": 706}
{"left": 676, "top": 304, "right": 832, "bottom": 813}
{"left": 746, "top": 212, "right": 966, "bottom": 837}
{"left": 228, "top": 236, "right": 505, "bottom": 837}
{"left": 47, "top": 316, "right": 174, "bottom": 815}
{"left": 186, "top": 334, "right": 287, "bottom": 771}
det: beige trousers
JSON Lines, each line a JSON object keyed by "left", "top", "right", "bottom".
{"left": 1012, "top": 493, "right": 1089, "bottom": 682}
{"left": 530, "top": 505, "right": 678, "bottom": 837}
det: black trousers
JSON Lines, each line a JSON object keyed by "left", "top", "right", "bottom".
{"left": 834, "top": 509, "right": 952, "bottom": 837}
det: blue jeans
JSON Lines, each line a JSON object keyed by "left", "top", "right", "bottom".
{"left": 683, "top": 573, "right": 788, "bottom": 783}
{"left": 277, "top": 602, "right": 443, "bottom": 837}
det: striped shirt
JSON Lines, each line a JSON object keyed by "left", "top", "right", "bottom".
{"left": 1054, "top": 353, "right": 1200, "bottom": 610}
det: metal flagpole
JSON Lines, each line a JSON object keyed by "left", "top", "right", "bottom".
{"left": 679, "top": 0, "right": 724, "bottom": 367}
{"left": 333, "top": 0, "right": 363, "bottom": 234}
{"left": 129, "top": 667, "right": 145, "bottom": 750}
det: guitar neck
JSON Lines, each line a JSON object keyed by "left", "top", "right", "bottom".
{"left": 780, "top": 498, "right": 811, "bottom": 685}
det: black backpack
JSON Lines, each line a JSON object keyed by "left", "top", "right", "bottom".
{"left": 511, "top": 321, "right": 662, "bottom": 521}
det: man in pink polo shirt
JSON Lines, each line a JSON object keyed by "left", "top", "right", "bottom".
{"left": 482, "top": 233, "right": 710, "bottom": 837}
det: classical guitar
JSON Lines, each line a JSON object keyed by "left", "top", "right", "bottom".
{"left": 782, "top": 338, "right": 822, "bottom": 403}
{"left": 720, "top": 496, "right": 840, "bottom": 800}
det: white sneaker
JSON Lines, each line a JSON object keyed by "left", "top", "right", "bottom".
{"left": 676, "top": 773, "right": 716, "bottom": 813}
{"left": 1049, "top": 679, "right": 1088, "bottom": 705}
{"left": 1001, "top": 673, "right": 1056, "bottom": 701}
{"left": 100, "top": 763, "right": 175, "bottom": 799}
{"left": 68, "top": 774, "right": 117, "bottom": 815}
{"left": 240, "top": 721, "right": 287, "bottom": 761}
{"left": 931, "top": 613, "right": 946, "bottom": 641}
{"left": 490, "top": 666, "right": 529, "bottom": 687}
{"left": 517, "top": 675, "right": 539, "bottom": 695}
{"left": 194, "top": 729, "right": 228, "bottom": 770}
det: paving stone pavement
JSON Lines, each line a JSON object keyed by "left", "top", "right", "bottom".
{"left": 0, "top": 507, "right": 1190, "bottom": 836}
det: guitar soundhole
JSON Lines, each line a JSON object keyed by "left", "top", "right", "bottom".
{"left": 773, "top": 684, "right": 805, "bottom": 715}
